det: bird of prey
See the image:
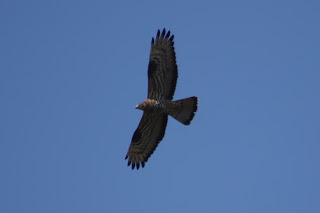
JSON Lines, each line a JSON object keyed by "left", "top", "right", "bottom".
{"left": 125, "top": 29, "right": 198, "bottom": 170}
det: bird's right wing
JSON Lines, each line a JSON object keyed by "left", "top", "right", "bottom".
{"left": 125, "top": 112, "right": 168, "bottom": 169}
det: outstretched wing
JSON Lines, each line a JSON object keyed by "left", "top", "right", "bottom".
{"left": 125, "top": 112, "right": 168, "bottom": 169}
{"left": 147, "top": 29, "right": 178, "bottom": 101}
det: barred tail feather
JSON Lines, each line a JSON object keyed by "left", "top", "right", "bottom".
{"left": 169, "top": 96, "right": 198, "bottom": 125}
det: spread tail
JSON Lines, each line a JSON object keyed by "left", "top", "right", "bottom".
{"left": 169, "top": 96, "right": 198, "bottom": 125}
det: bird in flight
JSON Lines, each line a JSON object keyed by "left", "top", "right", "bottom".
{"left": 125, "top": 29, "right": 198, "bottom": 170}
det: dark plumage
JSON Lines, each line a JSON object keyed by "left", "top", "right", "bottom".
{"left": 125, "top": 29, "right": 198, "bottom": 170}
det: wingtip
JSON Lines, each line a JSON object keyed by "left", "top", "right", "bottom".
{"left": 165, "top": 30, "right": 170, "bottom": 39}
{"left": 154, "top": 28, "right": 174, "bottom": 43}
{"left": 126, "top": 156, "right": 146, "bottom": 170}
{"left": 161, "top": 28, "right": 166, "bottom": 38}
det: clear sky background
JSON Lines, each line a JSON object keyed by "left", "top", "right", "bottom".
{"left": 1, "top": 0, "right": 319, "bottom": 212}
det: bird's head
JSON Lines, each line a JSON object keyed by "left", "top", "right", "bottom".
{"left": 135, "top": 103, "right": 145, "bottom": 110}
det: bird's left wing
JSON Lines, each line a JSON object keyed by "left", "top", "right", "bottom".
{"left": 147, "top": 29, "right": 178, "bottom": 101}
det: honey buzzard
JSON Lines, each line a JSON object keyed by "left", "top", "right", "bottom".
{"left": 125, "top": 29, "right": 198, "bottom": 169}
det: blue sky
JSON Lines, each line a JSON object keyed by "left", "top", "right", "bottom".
{"left": 1, "top": 0, "right": 319, "bottom": 212}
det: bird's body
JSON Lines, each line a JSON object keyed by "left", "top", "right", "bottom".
{"left": 136, "top": 99, "right": 174, "bottom": 113}
{"left": 125, "top": 29, "right": 198, "bottom": 169}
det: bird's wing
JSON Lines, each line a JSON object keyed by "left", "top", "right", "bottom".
{"left": 125, "top": 112, "right": 168, "bottom": 169}
{"left": 147, "top": 29, "right": 178, "bottom": 101}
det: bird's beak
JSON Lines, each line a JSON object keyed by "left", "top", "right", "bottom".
{"left": 135, "top": 105, "right": 139, "bottom": 109}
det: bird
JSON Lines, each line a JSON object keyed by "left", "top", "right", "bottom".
{"left": 125, "top": 29, "right": 198, "bottom": 170}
